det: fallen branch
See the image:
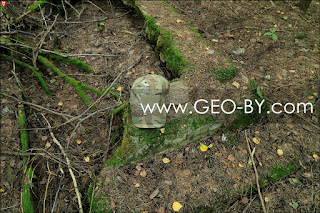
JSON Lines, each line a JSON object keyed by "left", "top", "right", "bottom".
{"left": 42, "top": 114, "right": 83, "bottom": 213}
{"left": 18, "top": 104, "right": 35, "bottom": 213}
{"left": 245, "top": 130, "right": 267, "bottom": 213}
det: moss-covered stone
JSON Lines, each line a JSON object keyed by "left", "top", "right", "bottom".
{"left": 105, "top": 110, "right": 222, "bottom": 167}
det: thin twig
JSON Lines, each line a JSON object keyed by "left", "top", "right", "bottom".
{"left": 42, "top": 114, "right": 83, "bottom": 213}
{"left": 245, "top": 130, "right": 267, "bottom": 213}
{"left": 33, "top": 14, "right": 59, "bottom": 68}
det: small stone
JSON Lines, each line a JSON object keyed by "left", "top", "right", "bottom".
{"left": 164, "top": 180, "right": 173, "bottom": 185}
{"left": 2, "top": 106, "right": 10, "bottom": 115}
{"left": 208, "top": 50, "right": 215, "bottom": 55}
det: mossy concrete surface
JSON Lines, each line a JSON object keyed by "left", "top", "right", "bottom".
{"left": 106, "top": 110, "right": 222, "bottom": 166}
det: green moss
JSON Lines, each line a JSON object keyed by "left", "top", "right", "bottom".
{"left": 43, "top": 53, "right": 96, "bottom": 73}
{"left": 105, "top": 110, "right": 221, "bottom": 167}
{"left": 27, "top": 0, "right": 47, "bottom": 12}
{"left": 268, "top": 159, "right": 300, "bottom": 182}
{"left": 88, "top": 182, "right": 112, "bottom": 213}
{"left": 211, "top": 66, "right": 239, "bottom": 83}
{"left": 156, "top": 30, "right": 188, "bottom": 77}
{"left": 145, "top": 15, "right": 160, "bottom": 44}
{"left": 294, "top": 34, "right": 309, "bottom": 40}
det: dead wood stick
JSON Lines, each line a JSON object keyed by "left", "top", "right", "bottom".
{"left": 42, "top": 114, "right": 83, "bottom": 213}
{"left": 245, "top": 130, "right": 267, "bottom": 213}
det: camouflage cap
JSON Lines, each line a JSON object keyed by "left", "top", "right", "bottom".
{"left": 130, "top": 74, "right": 170, "bottom": 128}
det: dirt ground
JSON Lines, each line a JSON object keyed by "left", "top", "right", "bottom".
{"left": 1, "top": 0, "right": 319, "bottom": 212}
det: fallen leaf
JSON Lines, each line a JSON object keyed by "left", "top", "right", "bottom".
{"left": 176, "top": 19, "right": 183, "bottom": 23}
{"left": 149, "top": 189, "right": 159, "bottom": 199}
{"left": 200, "top": 143, "right": 208, "bottom": 152}
{"left": 132, "top": 68, "right": 136, "bottom": 73}
{"left": 117, "top": 87, "right": 122, "bottom": 91}
{"left": 41, "top": 136, "right": 48, "bottom": 141}
{"left": 208, "top": 144, "right": 213, "bottom": 148}
{"left": 76, "top": 139, "right": 82, "bottom": 145}
{"left": 240, "top": 197, "right": 248, "bottom": 204}
{"left": 134, "top": 183, "right": 140, "bottom": 187}
{"left": 228, "top": 154, "right": 235, "bottom": 162}
{"left": 277, "top": 149, "right": 284, "bottom": 156}
{"left": 45, "top": 142, "right": 51, "bottom": 149}
{"left": 232, "top": 81, "right": 240, "bottom": 88}
{"left": 172, "top": 202, "right": 183, "bottom": 212}
{"left": 162, "top": 158, "right": 170, "bottom": 163}
{"left": 215, "top": 152, "right": 222, "bottom": 157}
{"left": 160, "top": 128, "right": 165, "bottom": 133}
{"left": 289, "top": 200, "right": 298, "bottom": 209}
{"left": 84, "top": 156, "right": 90, "bottom": 162}
{"left": 265, "top": 197, "right": 270, "bottom": 202}
{"left": 58, "top": 102, "right": 63, "bottom": 106}
{"left": 313, "top": 153, "right": 319, "bottom": 161}
{"left": 220, "top": 159, "right": 227, "bottom": 165}
{"left": 150, "top": 71, "right": 155, "bottom": 74}
{"left": 212, "top": 39, "right": 219, "bottom": 42}
{"left": 308, "top": 96, "right": 314, "bottom": 100}
{"left": 224, "top": 33, "right": 235, "bottom": 38}
{"left": 313, "top": 92, "right": 317, "bottom": 96}
{"left": 238, "top": 163, "right": 246, "bottom": 168}
{"left": 252, "top": 137, "right": 260, "bottom": 145}
{"left": 140, "top": 169, "right": 147, "bottom": 177}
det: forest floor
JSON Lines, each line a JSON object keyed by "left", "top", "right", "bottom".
{"left": 0, "top": 0, "right": 319, "bottom": 212}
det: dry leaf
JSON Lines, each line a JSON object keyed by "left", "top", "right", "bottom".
{"left": 240, "top": 197, "right": 248, "bottom": 204}
{"left": 208, "top": 144, "right": 213, "bottom": 148}
{"left": 200, "top": 143, "right": 208, "bottom": 152}
{"left": 232, "top": 81, "right": 240, "bottom": 89}
{"left": 140, "top": 169, "right": 147, "bottom": 177}
{"left": 277, "top": 149, "right": 284, "bottom": 156}
{"left": 238, "top": 163, "right": 246, "bottom": 168}
{"left": 41, "top": 136, "right": 48, "bottom": 141}
{"left": 117, "top": 87, "right": 122, "bottom": 91}
{"left": 265, "top": 197, "right": 270, "bottom": 202}
{"left": 45, "top": 142, "right": 51, "bottom": 149}
{"left": 132, "top": 68, "right": 136, "bottom": 73}
{"left": 160, "top": 128, "right": 165, "bottom": 133}
{"left": 215, "top": 152, "right": 222, "bottom": 157}
{"left": 228, "top": 154, "right": 235, "bottom": 162}
{"left": 313, "top": 153, "right": 319, "bottom": 161}
{"left": 172, "top": 202, "right": 183, "bottom": 212}
{"left": 76, "top": 139, "right": 82, "bottom": 145}
{"left": 150, "top": 71, "right": 155, "bottom": 74}
{"left": 176, "top": 19, "right": 183, "bottom": 23}
{"left": 313, "top": 92, "right": 317, "bottom": 96}
{"left": 212, "top": 39, "right": 219, "bottom": 42}
{"left": 84, "top": 156, "right": 90, "bottom": 162}
{"left": 252, "top": 137, "right": 260, "bottom": 145}
{"left": 308, "top": 96, "right": 314, "bottom": 100}
{"left": 224, "top": 33, "right": 235, "bottom": 38}
{"left": 162, "top": 158, "right": 170, "bottom": 163}
{"left": 58, "top": 102, "right": 63, "bottom": 106}
{"left": 134, "top": 183, "right": 140, "bottom": 188}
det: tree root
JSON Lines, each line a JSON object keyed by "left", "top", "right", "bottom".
{"left": 16, "top": 0, "right": 48, "bottom": 22}
{"left": 1, "top": 54, "right": 52, "bottom": 95}
{"left": 18, "top": 104, "right": 35, "bottom": 213}
{"left": 43, "top": 52, "right": 96, "bottom": 73}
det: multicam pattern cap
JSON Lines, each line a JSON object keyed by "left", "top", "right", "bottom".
{"left": 130, "top": 74, "right": 170, "bottom": 128}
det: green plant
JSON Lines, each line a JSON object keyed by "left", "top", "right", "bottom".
{"left": 264, "top": 30, "right": 278, "bottom": 40}
{"left": 97, "top": 23, "right": 105, "bottom": 33}
{"left": 212, "top": 66, "right": 239, "bottom": 83}
{"left": 294, "top": 34, "right": 309, "bottom": 40}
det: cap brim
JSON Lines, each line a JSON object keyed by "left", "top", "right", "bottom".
{"left": 130, "top": 104, "right": 166, "bottom": 128}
